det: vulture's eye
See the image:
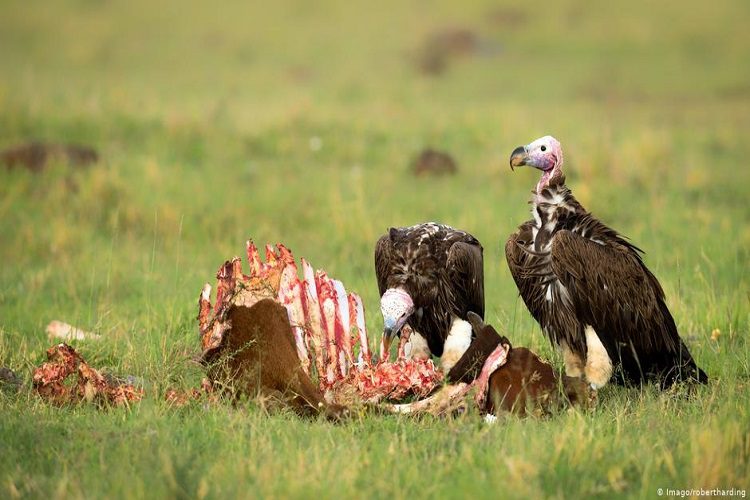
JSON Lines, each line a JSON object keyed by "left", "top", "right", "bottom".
{"left": 541, "top": 145, "right": 547, "bottom": 152}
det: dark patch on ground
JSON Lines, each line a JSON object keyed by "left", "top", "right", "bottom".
{"left": 286, "top": 65, "right": 314, "bottom": 84}
{"left": 414, "top": 28, "right": 479, "bottom": 75}
{"left": 1, "top": 142, "right": 99, "bottom": 172}
{"left": 412, "top": 148, "right": 458, "bottom": 176}
{"left": 413, "top": 27, "right": 504, "bottom": 75}
{"left": 485, "top": 7, "right": 529, "bottom": 29}
{"left": 716, "top": 83, "right": 750, "bottom": 99}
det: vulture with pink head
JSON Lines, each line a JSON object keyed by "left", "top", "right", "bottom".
{"left": 375, "top": 222, "right": 484, "bottom": 369}
{"left": 505, "top": 135, "right": 707, "bottom": 389}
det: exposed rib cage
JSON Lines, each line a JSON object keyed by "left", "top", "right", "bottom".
{"left": 198, "top": 239, "right": 442, "bottom": 403}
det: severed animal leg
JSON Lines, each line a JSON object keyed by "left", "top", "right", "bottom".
{"left": 388, "top": 383, "right": 471, "bottom": 416}
{"left": 583, "top": 326, "right": 613, "bottom": 389}
{"left": 440, "top": 318, "right": 473, "bottom": 372}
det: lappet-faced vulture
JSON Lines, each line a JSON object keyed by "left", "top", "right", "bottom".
{"left": 505, "top": 136, "right": 707, "bottom": 389}
{"left": 375, "top": 222, "right": 484, "bottom": 371}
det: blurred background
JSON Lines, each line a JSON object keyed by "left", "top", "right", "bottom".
{"left": 1, "top": 0, "right": 748, "bottom": 372}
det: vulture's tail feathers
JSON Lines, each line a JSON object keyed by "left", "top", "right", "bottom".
{"left": 653, "top": 338, "right": 709, "bottom": 388}
{"left": 672, "top": 339, "right": 709, "bottom": 385}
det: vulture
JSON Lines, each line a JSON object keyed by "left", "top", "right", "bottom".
{"left": 375, "top": 222, "right": 484, "bottom": 370}
{"left": 505, "top": 135, "right": 708, "bottom": 389}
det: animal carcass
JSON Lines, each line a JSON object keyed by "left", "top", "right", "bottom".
{"left": 197, "top": 240, "right": 443, "bottom": 413}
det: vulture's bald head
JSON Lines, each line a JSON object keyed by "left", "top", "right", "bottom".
{"left": 509, "top": 135, "right": 564, "bottom": 194}
{"left": 380, "top": 287, "right": 415, "bottom": 354}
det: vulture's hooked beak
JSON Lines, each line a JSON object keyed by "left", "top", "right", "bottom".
{"left": 509, "top": 145, "right": 529, "bottom": 170}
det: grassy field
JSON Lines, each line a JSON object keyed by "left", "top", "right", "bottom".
{"left": 1, "top": 0, "right": 749, "bottom": 497}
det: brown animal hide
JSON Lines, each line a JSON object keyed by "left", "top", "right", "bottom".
{"left": 486, "top": 347, "right": 560, "bottom": 416}
{"left": 202, "top": 299, "right": 346, "bottom": 419}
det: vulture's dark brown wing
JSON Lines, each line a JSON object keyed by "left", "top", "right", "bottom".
{"left": 549, "top": 230, "right": 672, "bottom": 349}
{"left": 447, "top": 240, "right": 485, "bottom": 319}
{"left": 374, "top": 234, "right": 393, "bottom": 297}
{"left": 549, "top": 229, "right": 706, "bottom": 384}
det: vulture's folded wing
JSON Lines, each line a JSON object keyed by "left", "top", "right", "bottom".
{"left": 549, "top": 229, "right": 679, "bottom": 354}
{"left": 374, "top": 234, "right": 393, "bottom": 297}
{"left": 447, "top": 240, "right": 485, "bottom": 319}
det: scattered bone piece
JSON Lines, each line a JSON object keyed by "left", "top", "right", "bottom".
{"left": 46, "top": 320, "right": 101, "bottom": 341}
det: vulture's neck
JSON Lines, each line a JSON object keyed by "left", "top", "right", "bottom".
{"left": 531, "top": 174, "right": 579, "bottom": 235}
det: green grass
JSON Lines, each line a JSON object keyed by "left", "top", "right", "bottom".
{"left": 1, "top": 0, "right": 749, "bottom": 497}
